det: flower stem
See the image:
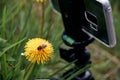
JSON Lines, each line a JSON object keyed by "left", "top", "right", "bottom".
{"left": 40, "top": 2, "right": 45, "bottom": 37}
{"left": 24, "top": 63, "right": 35, "bottom": 80}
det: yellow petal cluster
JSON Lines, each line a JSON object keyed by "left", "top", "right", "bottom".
{"left": 34, "top": 0, "right": 46, "bottom": 3}
{"left": 23, "top": 38, "right": 53, "bottom": 64}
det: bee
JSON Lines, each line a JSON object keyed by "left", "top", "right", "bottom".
{"left": 37, "top": 44, "right": 47, "bottom": 50}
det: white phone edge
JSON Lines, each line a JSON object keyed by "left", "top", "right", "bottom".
{"left": 98, "top": 0, "right": 116, "bottom": 47}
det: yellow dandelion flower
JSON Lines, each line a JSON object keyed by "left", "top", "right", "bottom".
{"left": 34, "top": 0, "right": 46, "bottom": 3}
{"left": 23, "top": 38, "right": 54, "bottom": 64}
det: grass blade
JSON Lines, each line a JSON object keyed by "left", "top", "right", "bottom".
{"left": 0, "top": 37, "right": 26, "bottom": 57}
{"left": 48, "top": 60, "right": 76, "bottom": 78}
{"left": 66, "top": 65, "right": 91, "bottom": 80}
{"left": 1, "top": 6, "right": 7, "bottom": 37}
{"left": 1, "top": 54, "right": 7, "bottom": 80}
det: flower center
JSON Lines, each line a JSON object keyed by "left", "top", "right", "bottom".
{"left": 37, "top": 44, "right": 47, "bottom": 50}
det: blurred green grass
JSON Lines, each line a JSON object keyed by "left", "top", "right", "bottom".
{"left": 0, "top": 0, "right": 120, "bottom": 80}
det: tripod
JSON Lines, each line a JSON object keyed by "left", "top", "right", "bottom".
{"left": 58, "top": 0, "right": 95, "bottom": 80}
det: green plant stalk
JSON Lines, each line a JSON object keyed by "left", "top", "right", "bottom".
{"left": 40, "top": 2, "right": 45, "bottom": 37}
{"left": 24, "top": 63, "right": 35, "bottom": 80}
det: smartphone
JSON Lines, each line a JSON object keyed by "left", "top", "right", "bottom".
{"left": 50, "top": 0, "right": 60, "bottom": 14}
{"left": 82, "top": 0, "right": 116, "bottom": 47}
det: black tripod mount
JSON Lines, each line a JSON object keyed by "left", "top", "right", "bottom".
{"left": 58, "top": 0, "right": 95, "bottom": 80}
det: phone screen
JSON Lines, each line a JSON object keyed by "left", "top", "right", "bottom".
{"left": 82, "top": 0, "right": 114, "bottom": 47}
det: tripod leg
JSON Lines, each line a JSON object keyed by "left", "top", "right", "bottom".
{"left": 59, "top": 47, "right": 95, "bottom": 80}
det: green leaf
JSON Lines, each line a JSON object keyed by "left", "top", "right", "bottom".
{"left": 6, "top": 55, "right": 16, "bottom": 61}
{"left": 0, "top": 37, "right": 7, "bottom": 48}
{"left": 0, "top": 37, "right": 26, "bottom": 57}
{"left": 0, "top": 37, "right": 7, "bottom": 43}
